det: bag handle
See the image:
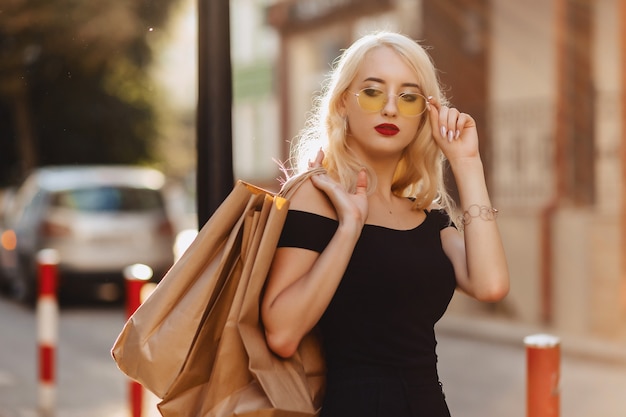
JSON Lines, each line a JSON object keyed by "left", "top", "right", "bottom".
{"left": 277, "top": 167, "right": 326, "bottom": 200}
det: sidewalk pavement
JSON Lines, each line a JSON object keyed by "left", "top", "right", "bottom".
{"left": 437, "top": 313, "right": 626, "bottom": 366}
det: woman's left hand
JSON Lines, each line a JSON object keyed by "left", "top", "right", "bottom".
{"left": 426, "top": 97, "right": 480, "bottom": 162}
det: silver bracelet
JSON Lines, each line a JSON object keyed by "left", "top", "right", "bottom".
{"left": 458, "top": 204, "right": 499, "bottom": 231}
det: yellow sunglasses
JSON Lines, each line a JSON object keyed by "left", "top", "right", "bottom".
{"left": 349, "top": 87, "right": 428, "bottom": 117}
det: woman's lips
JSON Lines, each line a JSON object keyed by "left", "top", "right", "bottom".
{"left": 375, "top": 123, "right": 399, "bottom": 136}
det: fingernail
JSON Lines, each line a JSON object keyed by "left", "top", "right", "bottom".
{"left": 427, "top": 95, "right": 433, "bottom": 102}
{"left": 447, "top": 130, "right": 454, "bottom": 142}
{"left": 440, "top": 126, "right": 447, "bottom": 137}
{"left": 455, "top": 130, "right": 460, "bottom": 139}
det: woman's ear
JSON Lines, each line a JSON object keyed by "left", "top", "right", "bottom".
{"left": 338, "top": 91, "right": 348, "bottom": 118}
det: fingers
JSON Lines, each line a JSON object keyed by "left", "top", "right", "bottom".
{"left": 309, "top": 173, "right": 346, "bottom": 207}
{"left": 309, "top": 172, "right": 332, "bottom": 190}
{"left": 437, "top": 106, "right": 460, "bottom": 142}
{"left": 309, "top": 170, "right": 368, "bottom": 213}
{"left": 355, "top": 169, "right": 368, "bottom": 195}
{"left": 308, "top": 148, "right": 325, "bottom": 169}
{"left": 310, "top": 170, "right": 368, "bottom": 227}
{"left": 309, "top": 173, "right": 351, "bottom": 214}
{"left": 427, "top": 97, "right": 474, "bottom": 143}
{"left": 310, "top": 169, "right": 367, "bottom": 197}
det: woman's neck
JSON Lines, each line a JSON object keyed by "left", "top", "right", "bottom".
{"left": 369, "top": 162, "right": 398, "bottom": 199}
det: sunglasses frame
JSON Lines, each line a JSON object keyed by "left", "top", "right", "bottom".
{"left": 349, "top": 87, "right": 428, "bottom": 117}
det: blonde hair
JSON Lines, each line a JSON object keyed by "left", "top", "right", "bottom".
{"left": 288, "top": 31, "right": 454, "bottom": 212}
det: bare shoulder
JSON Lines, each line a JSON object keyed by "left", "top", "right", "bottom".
{"left": 287, "top": 177, "right": 337, "bottom": 219}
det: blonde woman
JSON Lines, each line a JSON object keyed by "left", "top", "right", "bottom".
{"left": 261, "top": 31, "right": 509, "bottom": 417}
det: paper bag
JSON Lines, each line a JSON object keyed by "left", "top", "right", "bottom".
{"left": 112, "top": 169, "right": 325, "bottom": 417}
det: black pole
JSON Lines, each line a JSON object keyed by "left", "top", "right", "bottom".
{"left": 196, "top": 0, "right": 234, "bottom": 228}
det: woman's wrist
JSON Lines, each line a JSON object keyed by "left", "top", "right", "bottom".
{"left": 449, "top": 156, "right": 488, "bottom": 194}
{"left": 335, "top": 219, "right": 364, "bottom": 242}
{"left": 448, "top": 155, "right": 484, "bottom": 175}
{"left": 457, "top": 204, "right": 499, "bottom": 231}
{"left": 449, "top": 156, "right": 495, "bottom": 213}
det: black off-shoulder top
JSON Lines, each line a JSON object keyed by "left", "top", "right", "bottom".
{"left": 277, "top": 209, "right": 457, "bottom": 377}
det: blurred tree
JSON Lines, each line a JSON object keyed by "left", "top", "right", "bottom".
{"left": 0, "top": 0, "right": 181, "bottom": 186}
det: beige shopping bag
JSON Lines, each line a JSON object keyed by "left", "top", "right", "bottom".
{"left": 112, "top": 169, "right": 326, "bottom": 417}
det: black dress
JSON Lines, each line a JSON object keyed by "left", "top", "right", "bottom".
{"left": 277, "top": 209, "right": 457, "bottom": 417}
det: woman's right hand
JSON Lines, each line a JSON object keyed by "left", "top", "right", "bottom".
{"left": 310, "top": 169, "right": 368, "bottom": 229}
{"left": 308, "top": 149, "right": 368, "bottom": 229}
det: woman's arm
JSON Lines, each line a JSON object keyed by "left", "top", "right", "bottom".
{"left": 428, "top": 99, "right": 510, "bottom": 302}
{"left": 261, "top": 169, "right": 368, "bottom": 358}
{"left": 442, "top": 157, "right": 509, "bottom": 302}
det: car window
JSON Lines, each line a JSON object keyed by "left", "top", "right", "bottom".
{"left": 51, "top": 187, "right": 165, "bottom": 212}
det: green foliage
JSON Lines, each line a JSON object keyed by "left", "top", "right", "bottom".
{"left": 0, "top": 0, "right": 182, "bottom": 186}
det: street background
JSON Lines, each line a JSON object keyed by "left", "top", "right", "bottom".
{"left": 2, "top": 1, "right": 626, "bottom": 416}
{"left": 1, "top": 295, "right": 625, "bottom": 417}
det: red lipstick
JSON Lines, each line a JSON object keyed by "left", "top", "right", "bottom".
{"left": 375, "top": 123, "right": 400, "bottom": 136}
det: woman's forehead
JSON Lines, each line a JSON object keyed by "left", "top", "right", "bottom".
{"left": 353, "top": 46, "right": 419, "bottom": 85}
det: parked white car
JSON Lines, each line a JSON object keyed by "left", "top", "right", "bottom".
{"left": 1, "top": 165, "right": 176, "bottom": 304}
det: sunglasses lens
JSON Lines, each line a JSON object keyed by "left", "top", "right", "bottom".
{"left": 355, "top": 89, "right": 425, "bottom": 116}
{"left": 356, "top": 88, "right": 386, "bottom": 112}
{"left": 398, "top": 93, "right": 426, "bottom": 116}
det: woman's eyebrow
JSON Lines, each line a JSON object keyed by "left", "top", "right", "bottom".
{"left": 363, "top": 77, "right": 385, "bottom": 84}
{"left": 362, "top": 77, "right": 421, "bottom": 89}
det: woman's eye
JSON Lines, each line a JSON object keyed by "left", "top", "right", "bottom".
{"left": 400, "top": 93, "right": 419, "bottom": 103}
{"left": 362, "top": 88, "right": 383, "bottom": 97}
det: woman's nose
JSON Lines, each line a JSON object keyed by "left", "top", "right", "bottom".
{"left": 381, "top": 94, "right": 399, "bottom": 117}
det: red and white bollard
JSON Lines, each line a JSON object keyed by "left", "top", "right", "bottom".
{"left": 37, "top": 249, "right": 60, "bottom": 417}
{"left": 123, "top": 264, "right": 153, "bottom": 417}
{"left": 524, "top": 334, "right": 560, "bottom": 417}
